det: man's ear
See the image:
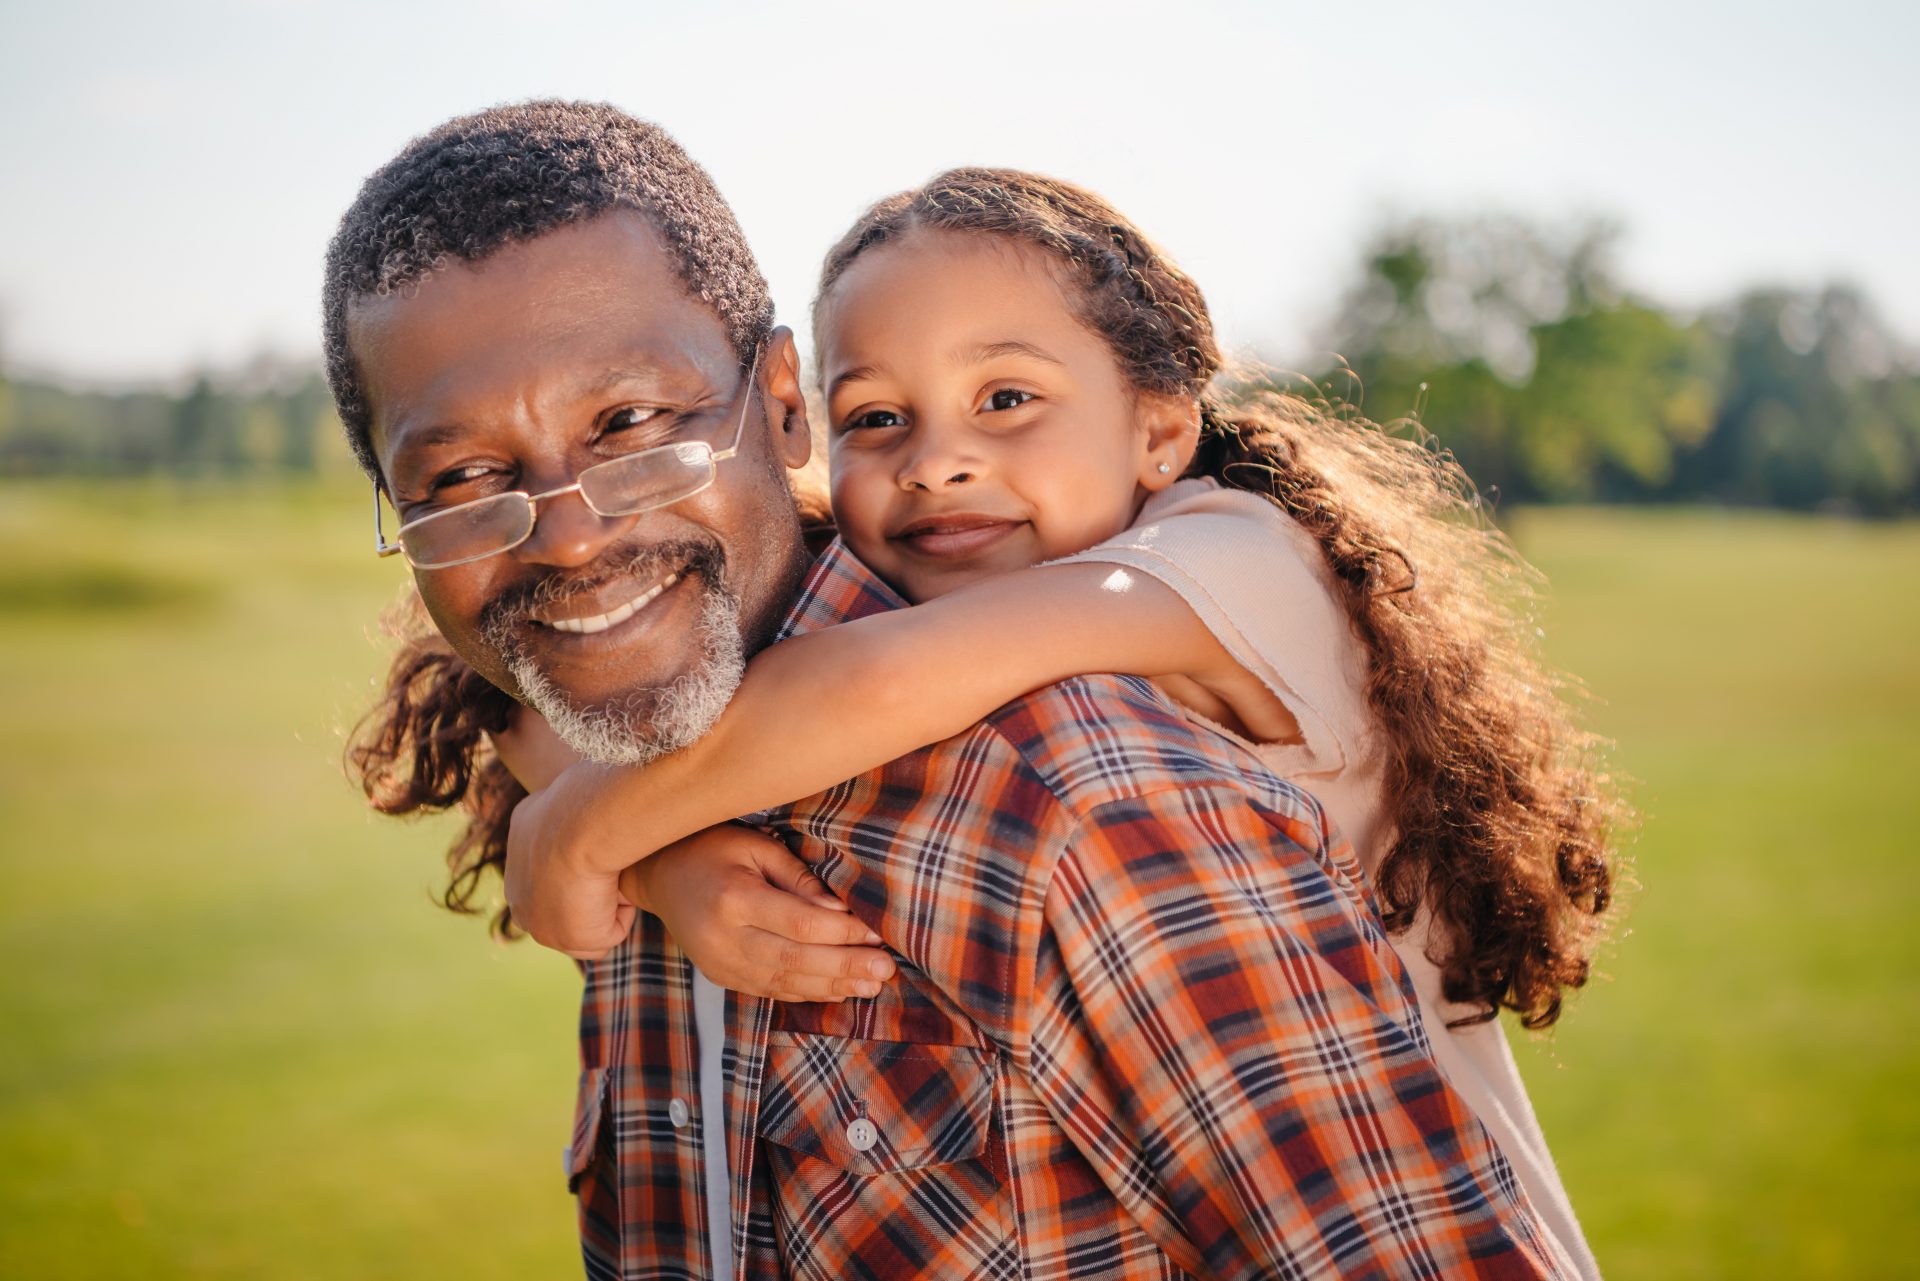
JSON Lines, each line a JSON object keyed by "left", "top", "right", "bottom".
{"left": 762, "top": 327, "right": 812, "bottom": 470}
{"left": 1135, "top": 393, "right": 1201, "bottom": 492}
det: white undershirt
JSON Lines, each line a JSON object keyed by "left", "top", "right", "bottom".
{"left": 691, "top": 970, "right": 734, "bottom": 1279}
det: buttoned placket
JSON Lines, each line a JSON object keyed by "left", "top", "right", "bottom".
{"left": 721, "top": 986, "right": 773, "bottom": 1281}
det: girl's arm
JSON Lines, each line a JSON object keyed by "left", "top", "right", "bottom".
{"left": 506, "top": 561, "right": 1295, "bottom": 955}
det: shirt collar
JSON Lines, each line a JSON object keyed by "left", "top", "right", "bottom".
{"left": 775, "top": 537, "right": 908, "bottom": 641}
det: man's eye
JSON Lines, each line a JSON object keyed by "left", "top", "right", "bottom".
{"left": 842, "top": 409, "right": 907, "bottom": 432}
{"left": 606, "top": 406, "right": 666, "bottom": 434}
{"left": 431, "top": 464, "right": 501, "bottom": 494}
{"left": 985, "top": 388, "right": 1035, "bottom": 412}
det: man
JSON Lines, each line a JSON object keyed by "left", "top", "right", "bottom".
{"left": 326, "top": 101, "right": 1561, "bottom": 1278}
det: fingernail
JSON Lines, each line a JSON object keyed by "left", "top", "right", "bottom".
{"left": 861, "top": 930, "right": 883, "bottom": 946}
{"left": 854, "top": 981, "right": 881, "bottom": 998}
{"left": 867, "top": 958, "right": 894, "bottom": 979}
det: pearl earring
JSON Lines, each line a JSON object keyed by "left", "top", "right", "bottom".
{"left": 1156, "top": 461, "right": 1172, "bottom": 475}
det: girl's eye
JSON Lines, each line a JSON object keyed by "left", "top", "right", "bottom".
{"left": 985, "top": 388, "right": 1035, "bottom": 412}
{"left": 842, "top": 409, "right": 907, "bottom": 432}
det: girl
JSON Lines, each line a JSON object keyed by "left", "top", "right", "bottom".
{"left": 359, "top": 169, "right": 1619, "bottom": 1278}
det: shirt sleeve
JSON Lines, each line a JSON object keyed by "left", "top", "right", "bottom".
{"left": 1026, "top": 781, "right": 1559, "bottom": 1280}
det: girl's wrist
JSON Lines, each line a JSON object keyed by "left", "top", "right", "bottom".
{"left": 618, "top": 859, "right": 656, "bottom": 917}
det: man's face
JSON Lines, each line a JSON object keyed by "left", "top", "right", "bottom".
{"left": 352, "top": 211, "right": 812, "bottom": 763}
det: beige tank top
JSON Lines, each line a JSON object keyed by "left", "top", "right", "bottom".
{"left": 1063, "top": 478, "right": 1601, "bottom": 1280}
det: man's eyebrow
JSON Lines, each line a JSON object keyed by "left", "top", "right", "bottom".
{"left": 957, "top": 339, "right": 1066, "bottom": 367}
{"left": 582, "top": 366, "right": 705, "bottom": 397}
{"left": 386, "top": 420, "right": 469, "bottom": 462}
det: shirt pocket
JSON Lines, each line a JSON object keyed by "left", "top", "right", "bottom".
{"left": 755, "top": 1033, "right": 1014, "bottom": 1278}
{"left": 757, "top": 1033, "right": 995, "bottom": 1174}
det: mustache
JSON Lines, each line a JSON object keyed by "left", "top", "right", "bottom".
{"left": 478, "top": 536, "right": 730, "bottom": 639}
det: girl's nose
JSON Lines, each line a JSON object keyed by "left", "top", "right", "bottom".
{"left": 895, "top": 422, "right": 985, "bottom": 492}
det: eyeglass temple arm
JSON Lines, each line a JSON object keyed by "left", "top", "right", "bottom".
{"left": 708, "top": 347, "right": 764, "bottom": 464}
{"left": 373, "top": 484, "right": 405, "bottom": 558}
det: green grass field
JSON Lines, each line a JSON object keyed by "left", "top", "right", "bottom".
{"left": 1, "top": 482, "right": 1914, "bottom": 1278}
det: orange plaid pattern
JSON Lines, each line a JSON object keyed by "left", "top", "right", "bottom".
{"left": 570, "top": 540, "right": 1562, "bottom": 1279}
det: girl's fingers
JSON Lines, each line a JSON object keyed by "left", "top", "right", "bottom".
{"left": 725, "top": 933, "right": 896, "bottom": 1003}
{"left": 775, "top": 898, "right": 886, "bottom": 948}
{"left": 754, "top": 841, "right": 853, "bottom": 914}
{"left": 730, "top": 865, "right": 883, "bottom": 947}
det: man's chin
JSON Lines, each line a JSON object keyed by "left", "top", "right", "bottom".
{"left": 499, "top": 581, "right": 747, "bottom": 768}
{"left": 515, "top": 658, "right": 741, "bottom": 767}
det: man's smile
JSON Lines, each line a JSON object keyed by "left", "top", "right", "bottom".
{"left": 537, "top": 572, "right": 681, "bottom": 635}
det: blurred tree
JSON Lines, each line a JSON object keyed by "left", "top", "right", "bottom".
{"left": 1319, "top": 215, "right": 1722, "bottom": 503}
{"left": 168, "top": 375, "right": 220, "bottom": 476}
{"left": 1670, "top": 286, "right": 1920, "bottom": 514}
{"left": 278, "top": 372, "right": 332, "bottom": 475}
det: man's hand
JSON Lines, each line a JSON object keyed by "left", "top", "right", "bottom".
{"left": 624, "top": 825, "right": 896, "bottom": 1003}
{"left": 504, "top": 767, "right": 634, "bottom": 959}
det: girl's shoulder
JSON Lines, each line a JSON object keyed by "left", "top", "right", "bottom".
{"left": 1056, "top": 477, "right": 1381, "bottom": 794}
{"left": 1083, "top": 477, "right": 1348, "bottom": 649}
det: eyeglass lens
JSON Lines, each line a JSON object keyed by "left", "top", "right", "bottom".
{"left": 399, "top": 443, "right": 717, "bottom": 569}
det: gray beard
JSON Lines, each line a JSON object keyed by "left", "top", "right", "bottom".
{"left": 483, "top": 559, "right": 746, "bottom": 767}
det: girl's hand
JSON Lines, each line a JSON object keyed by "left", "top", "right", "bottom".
{"left": 623, "top": 825, "right": 897, "bottom": 1003}
{"left": 504, "top": 770, "right": 634, "bottom": 959}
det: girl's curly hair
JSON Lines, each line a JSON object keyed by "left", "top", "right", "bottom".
{"left": 813, "top": 168, "right": 1624, "bottom": 1028}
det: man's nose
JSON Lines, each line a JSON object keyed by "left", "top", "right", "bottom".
{"left": 895, "top": 419, "right": 985, "bottom": 492}
{"left": 513, "top": 488, "right": 642, "bottom": 569}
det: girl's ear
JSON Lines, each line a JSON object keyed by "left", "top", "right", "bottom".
{"left": 1135, "top": 394, "right": 1201, "bottom": 492}
{"left": 763, "top": 327, "right": 813, "bottom": 469}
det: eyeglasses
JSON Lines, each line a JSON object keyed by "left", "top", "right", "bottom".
{"left": 374, "top": 353, "right": 760, "bottom": 570}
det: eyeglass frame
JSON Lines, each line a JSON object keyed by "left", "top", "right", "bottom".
{"left": 372, "top": 349, "right": 762, "bottom": 570}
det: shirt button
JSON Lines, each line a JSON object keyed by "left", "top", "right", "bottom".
{"left": 668, "top": 1097, "right": 691, "bottom": 1129}
{"left": 844, "top": 1117, "right": 878, "bottom": 1152}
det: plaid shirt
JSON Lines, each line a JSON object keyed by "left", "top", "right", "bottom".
{"left": 570, "top": 540, "right": 1561, "bottom": 1280}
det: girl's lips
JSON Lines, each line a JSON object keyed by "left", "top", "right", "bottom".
{"left": 892, "top": 517, "right": 1025, "bottom": 559}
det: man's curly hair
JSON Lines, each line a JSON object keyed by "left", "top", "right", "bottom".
{"left": 321, "top": 99, "right": 774, "bottom": 481}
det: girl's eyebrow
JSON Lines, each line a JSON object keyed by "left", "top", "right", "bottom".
{"left": 827, "top": 365, "right": 880, "bottom": 399}
{"left": 956, "top": 339, "right": 1065, "bottom": 367}
{"left": 826, "top": 340, "right": 1065, "bottom": 400}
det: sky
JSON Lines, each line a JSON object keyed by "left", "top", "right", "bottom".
{"left": 1, "top": 0, "right": 1914, "bottom": 386}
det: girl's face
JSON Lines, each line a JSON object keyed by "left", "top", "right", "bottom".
{"left": 817, "top": 229, "right": 1185, "bottom": 603}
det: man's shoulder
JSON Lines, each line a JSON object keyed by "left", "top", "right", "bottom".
{"left": 972, "top": 673, "right": 1329, "bottom": 839}
{"left": 779, "top": 540, "right": 1330, "bottom": 842}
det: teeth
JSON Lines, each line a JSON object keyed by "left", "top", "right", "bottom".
{"left": 547, "top": 574, "right": 678, "bottom": 635}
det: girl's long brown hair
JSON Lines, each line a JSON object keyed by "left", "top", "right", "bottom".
{"left": 349, "top": 591, "right": 526, "bottom": 937}
{"left": 812, "top": 169, "right": 1622, "bottom": 1028}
